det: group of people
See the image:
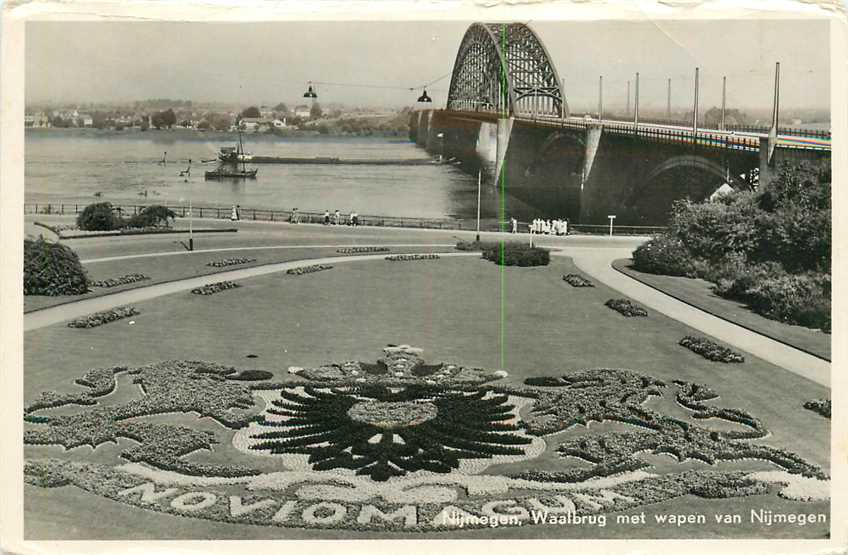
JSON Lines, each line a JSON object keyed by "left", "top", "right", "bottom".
{"left": 323, "top": 209, "right": 360, "bottom": 226}
{"left": 529, "top": 217, "right": 569, "bottom": 236}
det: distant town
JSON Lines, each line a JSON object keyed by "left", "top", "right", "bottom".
{"left": 24, "top": 99, "right": 413, "bottom": 136}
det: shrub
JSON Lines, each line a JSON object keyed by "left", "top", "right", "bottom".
{"left": 76, "top": 202, "right": 123, "bottom": 231}
{"left": 24, "top": 238, "right": 90, "bottom": 296}
{"left": 125, "top": 205, "right": 176, "bottom": 228}
{"left": 679, "top": 336, "right": 744, "bottom": 363}
{"left": 632, "top": 234, "right": 694, "bottom": 277}
{"left": 481, "top": 243, "right": 550, "bottom": 267}
{"left": 605, "top": 298, "right": 648, "bottom": 317}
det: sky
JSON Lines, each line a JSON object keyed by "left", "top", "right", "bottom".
{"left": 25, "top": 19, "right": 831, "bottom": 114}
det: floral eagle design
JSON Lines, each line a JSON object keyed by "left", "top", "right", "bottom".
{"left": 249, "top": 345, "right": 531, "bottom": 481}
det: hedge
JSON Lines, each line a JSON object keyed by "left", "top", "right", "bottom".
{"left": 24, "top": 238, "right": 90, "bottom": 296}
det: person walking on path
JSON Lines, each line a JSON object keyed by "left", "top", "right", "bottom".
{"left": 230, "top": 204, "right": 240, "bottom": 221}
{"left": 334, "top": 210, "right": 341, "bottom": 225}
{"left": 324, "top": 210, "right": 330, "bottom": 225}
{"left": 510, "top": 217, "right": 518, "bottom": 234}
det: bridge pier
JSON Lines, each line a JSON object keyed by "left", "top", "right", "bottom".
{"left": 495, "top": 117, "right": 514, "bottom": 189}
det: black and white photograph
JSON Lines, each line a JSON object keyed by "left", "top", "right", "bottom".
{"left": 0, "top": 1, "right": 843, "bottom": 550}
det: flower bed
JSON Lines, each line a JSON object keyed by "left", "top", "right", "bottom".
{"left": 191, "top": 281, "right": 241, "bottom": 295}
{"left": 562, "top": 274, "right": 594, "bottom": 287}
{"left": 91, "top": 273, "right": 150, "bottom": 288}
{"left": 385, "top": 254, "right": 440, "bottom": 262}
{"left": 803, "top": 399, "right": 831, "bottom": 419}
{"left": 206, "top": 258, "right": 256, "bottom": 268}
{"left": 67, "top": 306, "right": 139, "bottom": 328}
{"left": 604, "top": 298, "right": 648, "bottom": 317}
{"left": 679, "top": 336, "right": 745, "bottom": 363}
{"left": 337, "top": 247, "right": 389, "bottom": 254}
{"left": 286, "top": 264, "right": 333, "bottom": 276}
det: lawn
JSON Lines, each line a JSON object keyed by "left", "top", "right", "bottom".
{"left": 612, "top": 259, "right": 830, "bottom": 361}
{"left": 24, "top": 255, "right": 830, "bottom": 539}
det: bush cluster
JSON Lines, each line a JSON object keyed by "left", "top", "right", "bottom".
{"left": 287, "top": 264, "right": 333, "bottom": 275}
{"left": 191, "top": 281, "right": 240, "bottom": 295}
{"left": 604, "top": 298, "right": 648, "bottom": 317}
{"left": 91, "top": 273, "right": 150, "bottom": 288}
{"left": 385, "top": 254, "right": 440, "bottom": 261}
{"left": 562, "top": 274, "right": 594, "bottom": 287}
{"left": 803, "top": 399, "right": 831, "bottom": 419}
{"left": 24, "top": 238, "right": 90, "bottom": 296}
{"left": 481, "top": 243, "right": 550, "bottom": 267}
{"left": 631, "top": 163, "right": 831, "bottom": 331}
{"left": 337, "top": 246, "right": 389, "bottom": 254}
{"left": 67, "top": 306, "right": 138, "bottom": 328}
{"left": 77, "top": 202, "right": 176, "bottom": 231}
{"left": 679, "top": 336, "right": 745, "bottom": 363}
{"left": 206, "top": 257, "right": 256, "bottom": 268}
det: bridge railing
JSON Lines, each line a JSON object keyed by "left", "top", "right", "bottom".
{"left": 25, "top": 202, "right": 667, "bottom": 236}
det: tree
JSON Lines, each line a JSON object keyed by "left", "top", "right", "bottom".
{"left": 273, "top": 103, "right": 289, "bottom": 114}
{"left": 310, "top": 102, "right": 323, "bottom": 120}
{"left": 241, "top": 106, "right": 261, "bottom": 118}
{"left": 126, "top": 205, "right": 176, "bottom": 228}
{"left": 204, "top": 112, "right": 232, "bottom": 131}
{"left": 151, "top": 109, "right": 177, "bottom": 129}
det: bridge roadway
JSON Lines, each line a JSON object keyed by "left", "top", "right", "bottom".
{"left": 23, "top": 216, "right": 829, "bottom": 387}
{"left": 454, "top": 110, "right": 832, "bottom": 152}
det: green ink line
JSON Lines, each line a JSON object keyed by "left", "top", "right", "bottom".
{"left": 500, "top": 24, "right": 508, "bottom": 371}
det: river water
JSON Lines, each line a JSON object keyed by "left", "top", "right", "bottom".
{"left": 25, "top": 129, "right": 502, "bottom": 220}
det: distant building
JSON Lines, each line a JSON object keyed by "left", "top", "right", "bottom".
{"left": 78, "top": 114, "right": 94, "bottom": 127}
{"left": 294, "top": 105, "right": 311, "bottom": 118}
{"left": 25, "top": 113, "right": 51, "bottom": 128}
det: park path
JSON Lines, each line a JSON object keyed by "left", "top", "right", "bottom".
{"left": 559, "top": 247, "right": 830, "bottom": 388}
{"left": 24, "top": 252, "right": 478, "bottom": 332}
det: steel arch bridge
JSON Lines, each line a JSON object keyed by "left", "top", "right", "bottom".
{"left": 446, "top": 23, "right": 567, "bottom": 119}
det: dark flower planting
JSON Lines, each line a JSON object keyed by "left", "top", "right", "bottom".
{"left": 251, "top": 384, "right": 530, "bottom": 481}
{"left": 385, "top": 254, "right": 440, "bottom": 261}
{"left": 206, "top": 258, "right": 256, "bottom": 268}
{"left": 91, "top": 273, "right": 150, "bottom": 288}
{"left": 562, "top": 274, "right": 594, "bottom": 287}
{"left": 191, "top": 281, "right": 241, "bottom": 295}
{"left": 679, "top": 336, "right": 745, "bottom": 363}
{"left": 604, "top": 298, "right": 648, "bottom": 317}
{"left": 67, "top": 306, "right": 138, "bottom": 328}
{"left": 24, "top": 361, "right": 269, "bottom": 476}
{"left": 803, "top": 399, "right": 831, "bottom": 419}
{"left": 286, "top": 264, "right": 333, "bottom": 275}
{"left": 516, "top": 370, "right": 825, "bottom": 479}
{"left": 337, "top": 247, "right": 389, "bottom": 254}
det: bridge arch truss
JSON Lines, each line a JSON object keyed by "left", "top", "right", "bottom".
{"left": 446, "top": 23, "right": 567, "bottom": 119}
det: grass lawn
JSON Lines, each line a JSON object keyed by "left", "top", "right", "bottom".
{"left": 612, "top": 259, "right": 830, "bottom": 361}
{"left": 24, "top": 255, "right": 831, "bottom": 539}
{"left": 23, "top": 244, "right": 448, "bottom": 312}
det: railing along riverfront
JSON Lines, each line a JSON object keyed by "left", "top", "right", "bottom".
{"left": 24, "top": 203, "right": 666, "bottom": 236}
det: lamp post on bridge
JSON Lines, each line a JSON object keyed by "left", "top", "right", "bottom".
{"left": 598, "top": 75, "right": 604, "bottom": 120}
{"left": 634, "top": 72, "right": 640, "bottom": 128}
{"left": 626, "top": 80, "right": 631, "bottom": 117}
{"left": 692, "top": 67, "right": 700, "bottom": 134}
{"left": 720, "top": 76, "right": 727, "bottom": 131}
{"left": 667, "top": 78, "right": 671, "bottom": 120}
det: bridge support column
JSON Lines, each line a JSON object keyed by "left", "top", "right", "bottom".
{"left": 495, "top": 117, "right": 514, "bottom": 189}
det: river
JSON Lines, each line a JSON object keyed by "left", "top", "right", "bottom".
{"left": 25, "top": 129, "right": 505, "bottom": 220}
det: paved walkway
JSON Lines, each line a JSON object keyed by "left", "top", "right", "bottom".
{"left": 559, "top": 248, "right": 830, "bottom": 388}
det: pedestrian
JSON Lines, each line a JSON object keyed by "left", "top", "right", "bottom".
{"left": 334, "top": 210, "right": 341, "bottom": 225}
{"left": 511, "top": 217, "right": 518, "bottom": 234}
{"left": 352, "top": 211, "right": 359, "bottom": 226}
{"left": 290, "top": 208, "right": 299, "bottom": 224}
{"left": 230, "top": 204, "right": 239, "bottom": 221}
{"left": 324, "top": 210, "right": 330, "bottom": 225}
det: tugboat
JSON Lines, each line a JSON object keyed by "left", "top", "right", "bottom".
{"left": 206, "top": 132, "right": 258, "bottom": 180}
